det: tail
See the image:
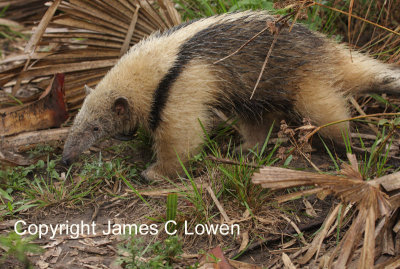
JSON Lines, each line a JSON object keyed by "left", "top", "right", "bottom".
{"left": 369, "top": 65, "right": 400, "bottom": 95}
{"left": 333, "top": 47, "right": 400, "bottom": 96}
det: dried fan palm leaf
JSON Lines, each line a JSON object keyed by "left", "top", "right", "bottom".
{"left": 0, "top": 0, "right": 181, "bottom": 114}
{"left": 252, "top": 162, "right": 399, "bottom": 268}
{"left": 0, "top": 0, "right": 48, "bottom": 24}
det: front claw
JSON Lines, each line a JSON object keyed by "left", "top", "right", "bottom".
{"left": 140, "top": 165, "right": 165, "bottom": 182}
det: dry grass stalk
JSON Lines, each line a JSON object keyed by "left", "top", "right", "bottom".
{"left": 305, "top": 112, "right": 400, "bottom": 141}
{"left": 312, "top": 1, "right": 400, "bottom": 37}
{"left": 0, "top": 0, "right": 181, "bottom": 113}
{"left": 206, "top": 186, "right": 230, "bottom": 223}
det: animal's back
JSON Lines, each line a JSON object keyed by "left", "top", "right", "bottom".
{"left": 147, "top": 11, "right": 399, "bottom": 136}
{"left": 134, "top": 12, "right": 331, "bottom": 130}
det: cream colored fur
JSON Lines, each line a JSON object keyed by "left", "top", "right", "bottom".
{"left": 87, "top": 12, "right": 277, "bottom": 180}
{"left": 66, "top": 12, "right": 399, "bottom": 181}
{"left": 144, "top": 60, "right": 220, "bottom": 179}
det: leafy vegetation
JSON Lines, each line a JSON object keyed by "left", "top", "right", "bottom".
{"left": 117, "top": 236, "right": 184, "bottom": 269}
{"left": 174, "top": 0, "right": 275, "bottom": 20}
{"left": 0, "top": 231, "right": 43, "bottom": 269}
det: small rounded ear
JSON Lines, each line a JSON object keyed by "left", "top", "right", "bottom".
{"left": 84, "top": 85, "right": 93, "bottom": 96}
{"left": 113, "top": 97, "right": 129, "bottom": 116}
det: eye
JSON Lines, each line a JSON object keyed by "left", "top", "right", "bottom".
{"left": 93, "top": 127, "right": 99, "bottom": 131}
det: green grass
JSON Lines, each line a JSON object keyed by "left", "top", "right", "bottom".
{"left": 319, "top": 117, "right": 400, "bottom": 180}
{"left": 173, "top": 0, "right": 276, "bottom": 20}
{"left": 0, "top": 143, "right": 143, "bottom": 219}
{"left": 117, "top": 236, "right": 184, "bottom": 269}
{"left": 0, "top": 5, "right": 29, "bottom": 58}
{"left": 155, "top": 122, "right": 282, "bottom": 232}
{"left": 0, "top": 231, "right": 43, "bottom": 269}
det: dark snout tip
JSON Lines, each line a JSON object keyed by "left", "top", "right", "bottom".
{"left": 62, "top": 156, "right": 72, "bottom": 167}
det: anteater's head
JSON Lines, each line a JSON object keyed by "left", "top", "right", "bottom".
{"left": 62, "top": 85, "right": 137, "bottom": 166}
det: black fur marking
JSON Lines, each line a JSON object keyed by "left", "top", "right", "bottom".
{"left": 148, "top": 13, "right": 326, "bottom": 130}
{"left": 149, "top": 55, "right": 189, "bottom": 131}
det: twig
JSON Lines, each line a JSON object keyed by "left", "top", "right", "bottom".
{"left": 205, "top": 155, "right": 259, "bottom": 168}
{"left": 305, "top": 112, "right": 400, "bottom": 141}
{"left": 206, "top": 186, "right": 230, "bottom": 223}
{"left": 351, "top": 145, "right": 400, "bottom": 160}
{"left": 90, "top": 204, "right": 100, "bottom": 223}
{"left": 213, "top": 26, "right": 270, "bottom": 65}
{"left": 120, "top": 6, "right": 140, "bottom": 57}
{"left": 350, "top": 97, "right": 380, "bottom": 135}
{"left": 350, "top": 133, "right": 377, "bottom": 140}
{"left": 288, "top": 1, "right": 306, "bottom": 32}
{"left": 229, "top": 217, "right": 325, "bottom": 259}
{"left": 281, "top": 215, "right": 308, "bottom": 246}
{"left": 250, "top": 24, "right": 283, "bottom": 100}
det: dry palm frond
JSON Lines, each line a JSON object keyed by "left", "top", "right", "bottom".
{"left": 0, "top": 0, "right": 181, "bottom": 113}
{"left": 252, "top": 158, "right": 399, "bottom": 268}
{"left": 0, "top": 0, "right": 48, "bottom": 24}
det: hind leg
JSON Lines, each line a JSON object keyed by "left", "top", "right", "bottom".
{"left": 237, "top": 112, "right": 283, "bottom": 152}
{"left": 295, "top": 83, "right": 350, "bottom": 142}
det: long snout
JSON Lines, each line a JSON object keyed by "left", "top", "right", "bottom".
{"left": 62, "top": 139, "right": 80, "bottom": 166}
{"left": 61, "top": 151, "right": 76, "bottom": 166}
{"left": 61, "top": 155, "right": 72, "bottom": 166}
{"left": 62, "top": 131, "right": 92, "bottom": 166}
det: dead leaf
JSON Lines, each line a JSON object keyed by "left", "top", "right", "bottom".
{"left": 199, "top": 246, "right": 232, "bottom": 269}
{"left": 25, "top": 0, "right": 62, "bottom": 54}
{"left": 70, "top": 245, "right": 108, "bottom": 255}
{"left": 253, "top": 166, "right": 395, "bottom": 267}
{"left": 282, "top": 253, "right": 296, "bottom": 269}
{"left": 0, "top": 0, "right": 48, "bottom": 24}
{"left": 0, "top": 74, "right": 68, "bottom": 136}
{"left": 374, "top": 171, "right": 400, "bottom": 192}
{"left": 238, "top": 231, "right": 249, "bottom": 253}
{"left": 303, "top": 198, "right": 317, "bottom": 217}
